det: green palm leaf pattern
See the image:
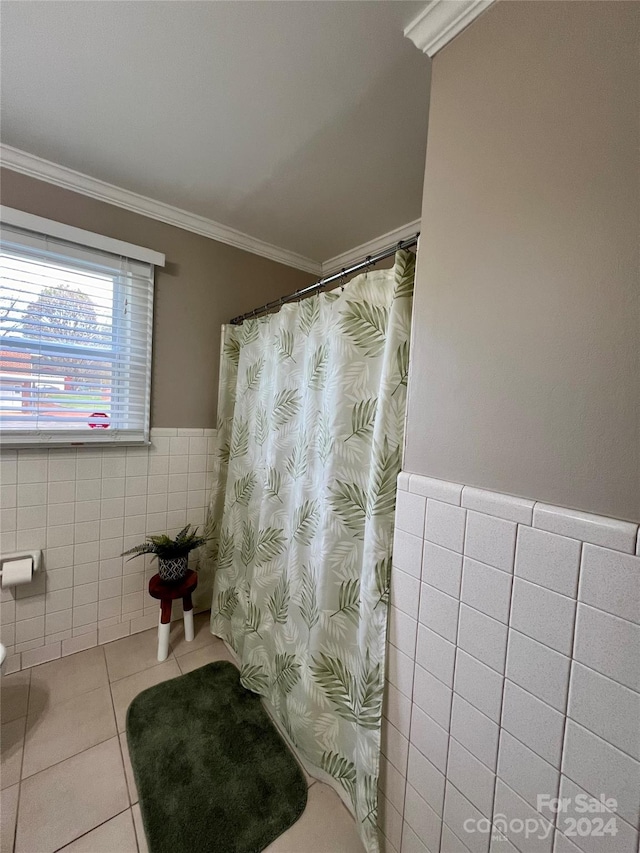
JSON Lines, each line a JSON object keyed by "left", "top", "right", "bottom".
{"left": 240, "top": 522, "right": 256, "bottom": 567}
{"left": 203, "top": 516, "right": 219, "bottom": 563}
{"left": 246, "top": 601, "right": 262, "bottom": 638}
{"left": 285, "top": 437, "right": 308, "bottom": 481}
{"left": 230, "top": 418, "right": 249, "bottom": 460}
{"left": 215, "top": 587, "right": 238, "bottom": 619}
{"left": 264, "top": 467, "right": 283, "bottom": 502}
{"left": 316, "top": 412, "right": 333, "bottom": 463}
{"left": 307, "top": 344, "right": 328, "bottom": 390}
{"left": 298, "top": 295, "right": 320, "bottom": 336}
{"left": 310, "top": 653, "right": 358, "bottom": 723}
{"left": 293, "top": 499, "right": 320, "bottom": 545}
{"left": 331, "top": 578, "right": 360, "bottom": 623}
{"left": 341, "top": 301, "right": 389, "bottom": 357}
{"left": 274, "top": 653, "right": 301, "bottom": 694}
{"left": 374, "top": 556, "right": 391, "bottom": 609}
{"left": 329, "top": 481, "right": 367, "bottom": 536}
{"left": 362, "top": 775, "right": 378, "bottom": 825}
{"left": 267, "top": 575, "right": 290, "bottom": 624}
{"left": 203, "top": 512, "right": 217, "bottom": 541}
{"left": 393, "top": 250, "right": 415, "bottom": 299}
{"left": 346, "top": 398, "right": 377, "bottom": 442}
{"left": 242, "top": 320, "right": 260, "bottom": 345}
{"left": 368, "top": 438, "right": 402, "bottom": 518}
{"left": 298, "top": 563, "right": 319, "bottom": 630}
{"left": 272, "top": 389, "right": 301, "bottom": 428}
{"left": 275, "top": 329, "right": 296, "bottom": 363}
{"left": 311, "top": 653, "right": 382, "bottom": 730}
{"left": 223, "top": 335, "right": 240, "bottom": 366}
{"left": 320, "top": 752, "right": 357, "bottom": 799}
{"left": 256, "top": 527, "right": 287, "bottom": 565}
{"left": 218, "top": 440, "right": 230, "bottom": 465}
{"left": 240, "top": 663, "right": 270, "bottom": 694}
{"left": 393, "top": 341, "right": 409, "bottom": 395}
{"left": 255, "top": 407, "right": 268, "bottom": 447}
{"left": 232, "top": 472, "right": 257, "bottom": 507}
{"left": 357, "top": 658, "right": 383, "bottom": 730}
{"left": 216, "top": 527, "right": 235, "bottom": 572}
{"left": 244, "top": 357, "right": 264, "bottom": 391}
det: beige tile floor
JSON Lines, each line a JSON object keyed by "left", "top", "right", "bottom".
{"left": 1, "top": 613, "right": 365, "bottom": 853}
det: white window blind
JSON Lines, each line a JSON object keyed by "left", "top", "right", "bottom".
{"left": 0, "top": 213, "right": 161, "bottom": 447}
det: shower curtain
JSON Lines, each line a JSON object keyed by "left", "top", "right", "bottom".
{"left": 206, "top": 250, "right": 414, "bottom": 853}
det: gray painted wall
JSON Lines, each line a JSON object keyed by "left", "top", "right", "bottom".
{"left": 404, "top": 1, "right": 639, "bottom": 521}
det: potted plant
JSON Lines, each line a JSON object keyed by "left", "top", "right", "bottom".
{"left": 122, "top": 524, "right": 209, "bottom": 582}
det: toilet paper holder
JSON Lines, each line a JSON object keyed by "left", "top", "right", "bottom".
{"left": 0, "top": 550, "right": 42, "bottom": 580}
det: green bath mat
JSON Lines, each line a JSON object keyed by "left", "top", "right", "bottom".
{"left": 126, "top": 661, "right": 308, "bottom": 853}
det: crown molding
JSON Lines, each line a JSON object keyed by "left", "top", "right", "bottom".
{"left": 0, "top": 144, "right": 322, "bottom": 275}
{"left": 404, "top": 0, "right": 495, "bottom": 57}
{"left": 321, "top": 219, "right": 421, "bottom": 276}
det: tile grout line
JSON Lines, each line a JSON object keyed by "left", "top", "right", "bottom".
{"left": 558, "top": 720, "right": 640, "bottom": 799}
{"left": 555, "top": 539, "right": 582, "bottom": 844}
{"left": 50, "top": 806, "right": 134, "bottom": 853}
{"left": 19, "top": 731, "right": 118, "bottom": 787}
{"left": 109, "top": 651, "right": 178, "bottom": 689}
{"left": 105, "top": 643, "right": 143, "bottom": 852}
{"left": 379, "top": 717, "right": 410, "bottom": 778}
{"left": 480, "top": 510, "right": 518, "bottom": 850}
{"left": 573, "top": 598, "right": 639, "bottom": 628}
{"left": 395, "top": 486, "right": 425, "bottom": 853}
{"left": 434, "top": 505, "right": 467, "bottom": 853}
{"left": 12, "top": 666, "right": 32, "bottom": 853}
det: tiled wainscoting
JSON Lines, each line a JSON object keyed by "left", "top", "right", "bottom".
{"left": 378, "top": 473, "right": 639, "bottom": 853}
{"left": 0, "top": 428, "right": 216, "bottom": 674}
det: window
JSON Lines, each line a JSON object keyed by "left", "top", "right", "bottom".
{"left": 0, "top": 207, "right": 164, "bottom": 446}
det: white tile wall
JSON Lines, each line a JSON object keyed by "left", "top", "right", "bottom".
{"left": 555, "top": 775, "right": 638, "bottom": 853}
{"left": 460, "top": 558, "right": 512, "bottom": 624}
{"left": 413, "top": 663, "right": 452, "bottom": 730}
{"left": 415, "top": 623, "right": 456, "bottom": 688}
{"left": 381, "top": 473, "right": 640, "bottom": 853}
{"left": 425, "top": 500, "right": 466, "bottom": 553}
{"left": 422, "top": 541, "right": 463, "bottom": 599}
{"left": 462, "top": 487, "right": 534, "bottom": 526}
{"left": 0, "top": 428, "right": 216, "bottom": 673}
{"left": 407, "top": 745, "right": 445, "bottom": 817}
{"left": 510, "top": 578, "right": 575, "bottom": 656}
{"left": 496, "top": 730, "right": 559, "bottom": 817}
{"left": 464, "top": 511, "right": 517, "bottom": 573}
{"left": 457, "top": 604, "right": 508, "bottom": 675}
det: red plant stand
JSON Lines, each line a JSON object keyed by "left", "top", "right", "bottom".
{"left": 148, "top": 570, "right": 198, "bottom": 661}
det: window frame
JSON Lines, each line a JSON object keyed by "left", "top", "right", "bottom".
{"left": 0, "top": 206, "right": 164, "bottom": 448}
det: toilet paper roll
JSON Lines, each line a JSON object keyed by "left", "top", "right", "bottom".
{"left": 1, "top": 557, "right": 33, "bottom": 588}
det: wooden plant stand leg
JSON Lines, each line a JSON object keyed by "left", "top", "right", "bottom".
{"left": 157, "top": 598, "right": 172, "bottom": 662}
{"left": 183, "top": 592, "right": 194, "bottom": 643}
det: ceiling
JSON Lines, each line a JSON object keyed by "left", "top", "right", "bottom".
{"left": 0, "top": 1, "right": 430, "bottom": 265}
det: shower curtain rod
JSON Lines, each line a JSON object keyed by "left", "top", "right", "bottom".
{"left": 229, "top": 233, "right": 419, "bottom": 324}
